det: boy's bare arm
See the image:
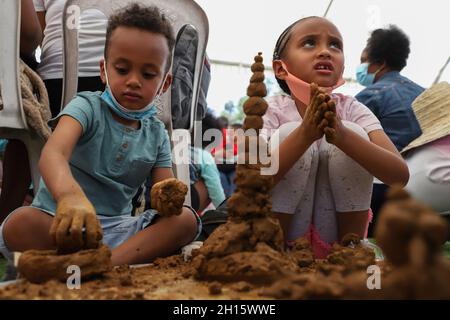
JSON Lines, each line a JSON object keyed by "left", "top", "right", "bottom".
{"left": 151, "top": 167, "right": 175, "bottom": 184}
{"left": 40, "top": 116, "right": 102, "bottom": 253}
{"left": 39, "top": 116, "right": 84, "bottom": 201}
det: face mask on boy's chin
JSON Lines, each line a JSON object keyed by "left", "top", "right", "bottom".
{"left": 100, "top": 62, "right": 167, "bottom": 121}
{"left": 278, "top": 61, "right": 345, "bottom": 106}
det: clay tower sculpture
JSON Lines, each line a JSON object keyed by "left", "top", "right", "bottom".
{"left": 192, "top": 53, "right": 297, "bottom": 284}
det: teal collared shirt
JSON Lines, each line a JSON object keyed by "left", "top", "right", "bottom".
{"left": 32, "top": 91, "right": 172, "bottom": 216}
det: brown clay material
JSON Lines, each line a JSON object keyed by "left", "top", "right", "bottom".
{"left": 243, "top": 97, "right": 268, "bottom": 116}
{"left": 2, "top": 55, "right": 449, "bottom": 300}
{"left": 243, "top": 115, "right": 264, "bottom": 130}
{"left": 246, "top": 83, "right": 267, "bottom": 97}
{"left": 150, "top": 178, "right": 188, "bottom": 216}
{"left": 250, "top": 72, "right": 265, "bottom": 83}
{"left": 17, "top": 244, "right": 112, "bottom": 284}
{"left": 250, "top": 62, "right": 265, "bottom": 72}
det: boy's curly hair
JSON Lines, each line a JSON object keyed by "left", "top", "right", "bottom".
{"left": 104, "top": 3, "right": 175, "bottom": 71}
{"left": 366, "top": 25, "right": 410, "bottom": 71}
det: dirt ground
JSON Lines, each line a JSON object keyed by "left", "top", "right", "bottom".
{"left": 0, "top": 255, "right": 268, "bottom": 300}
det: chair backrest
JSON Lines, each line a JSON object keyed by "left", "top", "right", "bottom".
{"left": 62, "top": 0, "right": 209, "bottom": 133}
{"left": 0, "top": 0, "right": 28, "bottom": 131}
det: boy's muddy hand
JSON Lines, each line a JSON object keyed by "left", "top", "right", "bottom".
{"left": 50, "top": 193, "right": 103, "bottom": 254}
{"left": 151, "top": 178, "right": 188, "bottom": 217}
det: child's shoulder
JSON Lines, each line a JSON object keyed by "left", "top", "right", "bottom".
{"left": 141, "top": 114, "right": 168, "bottom": 136}
{"left": 65, "top": 91, "right": 104, "bottom": 112}
{"left": 265, "top": 95, "right": 297, "bottom": 118}
{"left": 266, "top": 94, "right": 295, "bottom": 109}
{"left": 331, "top": 93, "right": 367, "bottom": 111}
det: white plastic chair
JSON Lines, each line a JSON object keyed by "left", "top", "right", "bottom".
{"left": 0, "top": 0, "right": 44, "bottom": 193}
{"left": 61, "top": 0, "right": 209, "bottom": 206}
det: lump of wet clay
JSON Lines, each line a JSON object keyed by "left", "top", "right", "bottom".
{"left": 194, "top": 242, "right": 297, "bottom": 285}
{"left": 243, "top": 97, "right": 268, "bottom": 116}
{"left": 327, "top": 235, "right": 375, "bottom": 273}
{"left": 250, "top": 72, "right": 265, "bottom": 83}
{"left": 244, "top": 115, "right": 264, "bottom": 130}
{"left": 261, "top": 271, "right": 345, "bottom": 300}
{"left": 375, "top": 186, "right": 448, "bottom": 266}
{"left": 246, "top": 83, "right": 267, "bottom": 97}
{"left": 250, "top": 62, "right": 265, "bottom": 72}
{"left": 235, "top": 166, "right": 273, "bottom": 191}
{"left": 151, "top": 178, "right": 188, "bottom": 216}
{"left": 227, "top": 191, "right": 272, "bottom": 217}
{"left": 18, "top": 244, "right": 112, "bottom": 284}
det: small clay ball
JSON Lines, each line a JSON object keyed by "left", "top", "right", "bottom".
{"left": 243, "top": 97, "right": 268, "bottom": 116}
{"left": 250, "top": 72, "right": 265, "bottom": 83}
{"left": 247, "top": 83, "right": 267, "bottom": 97}
{"left": 244, "top": 115, "right": 264, "bottom": 130}
{"left": 251, "top": 62, "right": 265, "bottom": 72}
{"left": 254, "top": 54, "right": 263, "bottom": 63}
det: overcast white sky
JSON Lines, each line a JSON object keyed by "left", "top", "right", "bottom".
{"left": 194, "top": 0, "right": 450, "bottom": 115}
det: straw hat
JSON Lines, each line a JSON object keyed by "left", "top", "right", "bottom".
{"left": 401, "top": 82, "right": 450, "bottom": 153}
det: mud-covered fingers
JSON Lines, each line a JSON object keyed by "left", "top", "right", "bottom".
{"left": 318, "top": 118, "right": 329, "bottom": 131}
{"left": 313, "top": 103, "right": 325, "bottom": 124}
{"left": 156, "top": 196, "right": 165, "bottom": 216}
{"left": 324, "top": 127, "right": 336, "bottom": 141}
{"left": 49, "top": 215, "right": 61, "bottom": 245}
{"left": 55, "top": 215, "right": 73, "bottom": 250}
{"left": 327, "top": 99, "right": 336, "bottom": 113}
{"left": 309, "top": 83, "right": 322, "bottom": 111}
{"left": 310, "top": 83, "right": 319, "bottom": 102}
{"left": 313, "top": 110, "right": 322, "bottom": 125}
{"left": 313, "top": 102, "right": 328, "bottom": 124}
{"left": 150, "top": 187, "right": 158, "bottom": 209}
{"left": 69, "top": 214, "right": 84, "bottom": 250}
{"left": 324, "top": 110, "right": 336, "bottom": 127}
{"left": 85, "top": 214, "right": 102, "bottom": 249}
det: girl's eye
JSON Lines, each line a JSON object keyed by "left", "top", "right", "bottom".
{"left": 330, "top": 41, "right": 342, "bottom": 50}
{"left": 303, "top": 39, "right": 315, "bottom": 48}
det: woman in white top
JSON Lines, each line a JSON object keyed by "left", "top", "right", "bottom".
{"left": 34, "top": 0, "right": 107, "bottom": 116}
{"left": 401, "top": 82, "right": 450, "bottom": 217}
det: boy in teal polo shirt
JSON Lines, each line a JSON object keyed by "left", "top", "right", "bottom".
{"left": 0, "top": 4, "right": 200, "bottom": 269}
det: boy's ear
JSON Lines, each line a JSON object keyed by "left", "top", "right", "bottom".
{"left": 161, "top": 73, "right": 172, "bottom": 93}
{"left": 273, "top": 60, "right": 287, "bottom": 80}
{"left": 99, "top": 58, "right": 107, "bottom": 85}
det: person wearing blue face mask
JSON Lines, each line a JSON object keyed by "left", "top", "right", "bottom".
{"left": 355, "top": 25, "right": 424, "bottom": 236}
{"left": 0, "top": 4, "right": 201, "bottom": 273}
